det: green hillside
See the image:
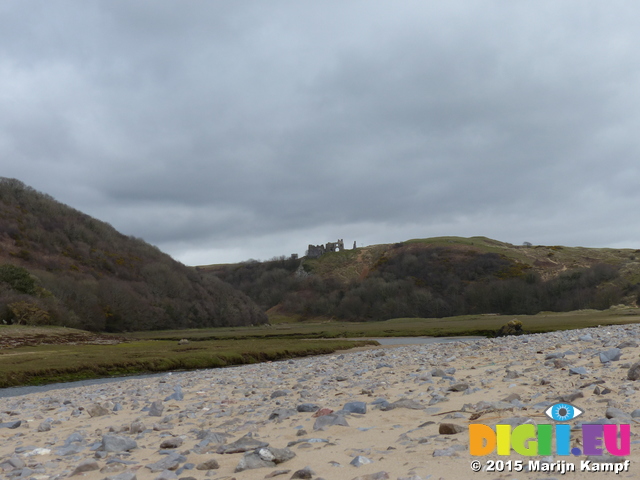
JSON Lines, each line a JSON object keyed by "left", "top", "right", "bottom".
{"left": 203, "top": 236, "right": 640, "bottom": 322}
{"left": 0, "top": 178, "right": 267, "bottom": 331}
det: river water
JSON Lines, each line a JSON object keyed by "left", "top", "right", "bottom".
{"left": 0, "top": 336, "right": 484, "bottom": 399}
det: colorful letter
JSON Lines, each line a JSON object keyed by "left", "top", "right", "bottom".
{"left": 555, "top": 424, "right": 571, "bottom": 456}
{"left": 511, "top": 424, "right": 537, "bottom": 455}
{"left": 582, "top": 424, "right": 604, "bottom": 455}
{"left": 469, "top": 424, "right": 496, "bottom": 456}
{"left": 604, "top": 424, "right": 630, "bottom": 456}
{"left": 496, "top": 424, "right": 511, "bottom": 455}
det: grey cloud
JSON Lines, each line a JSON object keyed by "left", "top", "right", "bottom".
{"left": 3, "top": 2, "right": 640, "bottom": 263}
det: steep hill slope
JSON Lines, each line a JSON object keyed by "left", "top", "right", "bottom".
{"left": 203, "top": 236, "right": 640, "bottom": 321}
{"left": 0, "top": 178, "right": 266, "bottom": 331}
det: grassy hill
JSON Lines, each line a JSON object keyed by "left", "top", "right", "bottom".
{"left": 0, "top": 178, "right": 267, "bottom": 331}
{"left": 202, "top": 236, "right": 640, "bottom": 322}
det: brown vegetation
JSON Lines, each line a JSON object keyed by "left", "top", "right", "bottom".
{"left": 0, "top": 178, "right": 266, "bottom": 331}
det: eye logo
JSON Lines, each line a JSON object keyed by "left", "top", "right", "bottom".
{"left": 544, "top": 403, "right": 583, "bottom": 422}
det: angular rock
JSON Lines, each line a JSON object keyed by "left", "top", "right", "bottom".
{"left": 342, "top": 401, "right": 367, "bottom": 414}
{"left": 159, "top": 437, "right": 183, "bottom": 449}
{"left": 599, "top": 348, "right": 622, "bottom": 363}
{"left": 87, "top": 403, "right": 110, "bottom": 417}
{"left": 103, "top": 473, "right": 138, "bottom": 480}
{"left": 351, "top": 472, "right": 390, "bottom": 480}
{"left": 313, "top": 413, "right": 349, "bottom": 430}
{"left": 350, "top": 455, "right": 373, "bottom": 467}
{"left": 149, "top": 400, "right": 164, "bottom": 417}
{"left": 217, "top": 434, "right": 269, "bottom": 454}
{"left": 164, "top": 386, "right": 184, "bottom": 401}
{"left": 438, "top": 423, "right": 465, "bottom": 434}
{"left": 290, "top": 466, "right": 315, "bottom": 479}
{"left": 447, "top": 383, "right": 469, "bottom": 392}
{"left": 195, "top": 459, "right": 220, "bottom": 470}
{"left": 380, "top": 398, "right": 423, "bottom": 411}
{"left": 102, "top": 435, "right": 138, "bottom": 453}
{"left": 257, "top": 447, "right": 296, "bottom": 464}
{"left": 70, "top": 459, "right": 99, "bottom": 476}
{"left": 628, "top": 361, "right": 640, "bottom": 380}
{"left": 234, "top": 452, "right": 275, "bottom": 472}
{"left": 0, "top": 421, "right": 21, "bottom": 429}
{"left": 145, "top": 452, "right": 186, "bottom": 472}
{"left": 296, "top": 403, "right": 319, "bottom": 413}
{"left": 269, "top": 408, "right": 297, "bottom": 422}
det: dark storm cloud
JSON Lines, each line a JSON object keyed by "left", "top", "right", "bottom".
{"left": 3, "top": 1, "right": 640, "bottom": 263}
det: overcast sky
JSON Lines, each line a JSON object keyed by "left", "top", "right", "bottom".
{"left": 3, "top": 2, "right": 640, "bottom": 265}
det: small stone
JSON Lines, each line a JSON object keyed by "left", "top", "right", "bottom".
{"left": 87, "top": 403, "right": 110, "bottom": 417}
{"left": 447, "top": 383, "right": 469, "bottom": 392}
{"left": 599, "top": 348, "right": 622, "bottom": 363}
{"left": 160, "top": 437, "right": 183, "bottom": 449}
{"left": 195, "top": 459, "right": 219, "bottom": 470}
{"left": 149, "top": 400, "right": 164, "bottom": 417}
{"left": 342, "top": 401, "right": 367, "bottom": 414}
{"left": 290, "top": 466, "right": 315, "bottom": 479}
{"left": 350, "top": 455, "right": 373, "bottom": 467}
{"left": 351, "top": 472, "right": 390, "bottom": 480}
{"left": 438, "top": 423, "right": 465, "bottom": 434}
{"left": 102, "top": 435, "right": 138, "bottom": 453}
{"left": 313, "top": 414, "right": 349, "bottom": 430}
{"left": 71, "top": 459, "right": 99, "bottom": 476}
{"left": 296, "top": 403, "right": 319, "bottom": 413}
{"left": 627, "top": 361, "right": 640, "bottom": 380}
{"left": 0, "top": 420, "right": 21, "bottom": 429}
{"left": 271, "top": 390, "right": 289, "bottom": 399}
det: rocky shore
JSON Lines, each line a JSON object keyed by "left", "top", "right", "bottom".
{"left": 2, "top": 323, "right": 640, "bottom": 480}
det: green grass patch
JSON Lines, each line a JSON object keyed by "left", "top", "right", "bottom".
{"left": 0, "top": 338, "right": 377, "bottom": 388}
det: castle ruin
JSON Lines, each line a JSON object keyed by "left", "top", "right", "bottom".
{"left": 307, "top": 239, "right": 345, "bottom": 259}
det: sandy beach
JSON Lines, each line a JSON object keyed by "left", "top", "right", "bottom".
{"left": 2, "top": 324, "right": 640, "bottom": 480}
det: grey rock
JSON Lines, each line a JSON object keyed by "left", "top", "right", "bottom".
{"left": 0, "top": 420, "right": 21, "bottom": 429}
{"left": 234, "top": 452, "right": 275, "bottom": 472}
{"left": 296, "top": 403, "right": 319, "bottom": 413}
{"left": 102, "top": 435, "right": 137, "bottom": 453}
{"left": 447, "top": 383, "right": 469, "bottom": 392}
{"left": 291, "top": 466, "right": 315, "bottom": 479}
{"left": 270, "top": 390, "right": 289, "bottom": 399}
{"left": 87, "top": 403, "right": 110, "bottom": 417}
{"left": 380, "top": 398, "right": 423, "bottom": 411}
{"left": 103, "top": 472, "right": 138, "bottom": 480}
{"left": 159, "top": 437, "right": 183, "bottom": 449}
{"left": 569, "top": 367, "right": 589, "bottom": 375}
{"left": 257, "top": 447, "right": 296, "bottom": 464}
{"left": 557, "top": 391, "right": 584, "bottom": 403}
{"left": 351, "top": 474, "right": 390, "bottom": 480}
{"left": 350, "top": 455, "right": 373, "bottom": 467}
{"left": 71, "top": 459, "right": 99, "bottom": 476}
{"left": 606, "top": 407, "right": 631, "bottom": 420}
{"left": 37, "top": 422, "right": 51, "bottom": 432}
{"left": 599, "top": 348, "right": 622, "bottom": 363}
{"left": 130, "top": 421, "right": 146, "bottom": 434}
{"left": 313, "top": 413, "right": 349, "bottom": 430}
{"left": 438, "top": 423, "right": 465, "bottom": 434}
{"left": 217, "top": 434, "right": 269, "bottom": 454}
{"left": 149, "top": 400, "right": 164, "bottom": 417}
{"left": 145, "top": 452, "right": 187, "bottom": 473}
{"left": 269, "top": 408, "right": 297, "bottom": 422}
{"left": 579, "top": 334, "right": 594, "bottom": 341}
{"left": 342, "top": 401, "right": 367, "bottom": 414}
{"left": 164, "top": 386, "right": 184, "bottom": 401}
{"left": 545, "top": 352, "right": 565, "bottom": 360}
{"left": 153, "top": 470, "right": 178, "bottom": 480}
{"left": 195, "top": 459, "right": 219, "bottom": 470}
{"left": 628, "top": 361, "right": 640, "bottom": 380}
{"left": 618, "top": 340, "right": 639, "bottom": 349}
